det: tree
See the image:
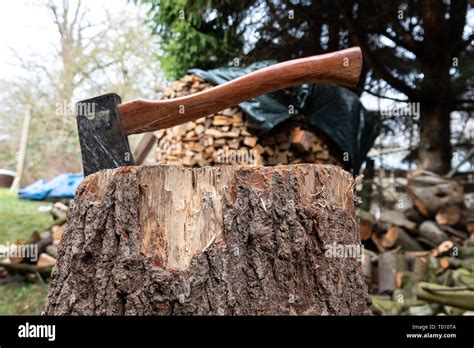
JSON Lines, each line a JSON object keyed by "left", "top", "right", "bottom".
{"left": 140, "top": 0, "right": 250, "bottom": 79}
{"left": 44, "top": 164, "right": 370, "bottom": 315}
{"left": 0, "top": 0, "right": 161, "bottom": 183}
{"left": 141, "top": 0, "right": 473, "bottom": 174}
{"left": 340, "top": 1, "right": 473, "bottom": 174}
{"left": 140, "top": 0, "right": 346, "bottom": 78}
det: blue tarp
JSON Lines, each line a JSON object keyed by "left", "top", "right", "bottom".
{"left": 18, "top": 173, "right": 83, "bottom": 200}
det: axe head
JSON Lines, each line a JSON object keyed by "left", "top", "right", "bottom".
{"left": 76, "top": 93, "right": 134, "bottom": 176}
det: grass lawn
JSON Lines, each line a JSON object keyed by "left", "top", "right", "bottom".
{"left": 0, "top": 188, "right": 54, "bottom": 243}
{"left": 0, "top": 188, "right": 54, "bottom": 315}
{"left": 0, "top": 281, "right": 50, "bottom": 315}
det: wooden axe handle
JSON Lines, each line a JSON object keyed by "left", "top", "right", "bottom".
{"left": 119, "top": 47, "right": 362, "bottom": 135}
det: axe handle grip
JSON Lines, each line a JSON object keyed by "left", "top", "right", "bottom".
{"left": 119, "top": 47, "right": 362, "bottom": 135}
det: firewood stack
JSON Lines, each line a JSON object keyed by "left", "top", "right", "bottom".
{"left": 155, "top": 75, "right": 342, "bottom": 167}
{"left": 0, "top": 202, "right": 67, "bottom": 282}
{"left": 358, "top": 170, "right": 474, "bottom": 315}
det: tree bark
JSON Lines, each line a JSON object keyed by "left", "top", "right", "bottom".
{"left": 44, "top": 164, "right": 370, "bottom": 315}
{"left": 417, "top": 0, "right": 454, "bottom": 175}
{"left": 418, "top": 103, "right": 452, "bottom": 174}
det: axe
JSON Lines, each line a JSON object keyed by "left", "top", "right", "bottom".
{"left": 76, "top": 47, "right": 362, "bottom": 176}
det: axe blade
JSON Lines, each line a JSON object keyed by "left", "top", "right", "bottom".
{"left": 76, "top": 93, "right": 134, "bottom": 176}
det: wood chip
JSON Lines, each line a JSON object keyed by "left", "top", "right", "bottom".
{"left": 243, "top": 137, "right": 258, "bottom": 148}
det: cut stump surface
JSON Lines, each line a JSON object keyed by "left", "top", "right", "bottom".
{"left": 44, "top": 164, "right": 370, "bottom": 315}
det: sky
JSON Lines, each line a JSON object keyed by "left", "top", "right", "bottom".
{"left": 0, "top": 0, "right": 133, "bottom": 80}
{"left": 0, "top": 0, "right": 393, "bottom": 107}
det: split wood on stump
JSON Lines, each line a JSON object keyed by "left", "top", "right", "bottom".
{"left": 44, "top": 164, "right": 370, "bottom": 315}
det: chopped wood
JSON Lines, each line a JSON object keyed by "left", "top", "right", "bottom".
{"left": 184, "top": 130, "right": 197, "bottom": 140}
{"left": 212, "top": 116, "right": 233, "bottom": 126}
{"left": 438, "top": 257, "right": 474, "bottom": 270}
{"left": 411, "top": 256, "right": 431, "bottom": 283}
{"left": 378, "top": 251, "right": 407, "bottom": 294}
{"left": 382, "top": 226, "right": 424, "bottom": 251}
{"left": 133, "top": 132, "right": 157, "bottom": 165}
{"left": 154, "top": 74, "right": 342, "bottom": 168}
{"left": 439, "top": 224, "right": 469, "bottom": 239}
{"left": 404, "top": 250, "right": 431, "bottom": 258}
{"left": 227, "top": 140, "right": 240, "bottom": 149}
{"left": 418, "top": 221, "right": 450, "bottom": 246}
{"left": 34, "top": 231, "right": 53, "bottom": 258}
{"left": 291, "top": 127, "right": 317, "bottom": 152}
{"left": 467, "top": 223, "right": 474, "bottom": 235}
{"left": 435, "top": 205, "right": 461, "bottom": 226}
{"left": 243, "top": 136, "right": 258, "bottom": 148}
{"left": 30, "top": 231, "right": 42, "bottom": 243}
{"left": 371, "top": 233, "right": 387, "bottom": 253}
{"left": 357, "top": 209, "right": 375, "bottom": 241}
{"left": 182, "top": 156, "right": 197, "bottom": 167}
{"left": 1, "top": 206, "right": 67, "bottom": 281}
{"left": 221, "top": 108, "right": 235, "bottom": 116}
{"left": 417, "top": 237, "right": 438, "bottom": 249}
{"left": 253, "top": 144, "right": 265, "bottom": 155}
{"left": 277, "top": 151, "right": 288, "bottom": 165}
{"left": 195, "top": 124, "right": 205, "bottom": 135}
{"left": 381, "top": 227, "right": 400, "bottom": 249}
{"left": 222, "top": 131, "right": 240, "bottom": 138}
{"left": 407, "top": 170, "right": 464, "bottom": 217}
{"left": 379, "top": 209, "right": 417, "bottom": 233}
{"left": 432, "top": 240, "right": 454, "bottom": 257}
{"left": 275, "top": 132, "right": 287, "bottom": 144}
{"left": 315, "top": 150, "right": 329, "bottom": 160}
{"left": 363, "top": 167, "right": 474, "bottom": 313}
{"left": 264, "top": 146, "right": 275, "bottom": 156}
{"left": 403, "top": 207, "right": 425, "bottom": 224}
{"left": 438, "top": 257, "right": 451, "bottom": 269}
{"left": 361, "top": 249, "right": 377, "bottom": 282}
{"left": 204, "top": 128, "right": 223, "bottom": 138}
{"left": 279, "top": 142, "right": 291, "bottom": 151}
{"left": 37, "top": 253, "right": 56, "bottom": 268}
{"left": 46, "top": 245, "right": 58, "bottom": 259}
{"left": 9, "top": 241, "right": 26, "bottom": 264}
{"left": 460, "top": 209, "right": 474, "bottom": 234}
{"left": 51, "top": 202, "right": 68, "bottom": 221}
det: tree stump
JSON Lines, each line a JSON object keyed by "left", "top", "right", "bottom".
{"left": 44, "top": 164, "right": 370, "bottom": 315}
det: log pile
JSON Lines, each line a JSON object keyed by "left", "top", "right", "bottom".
{"left": 154, "top": 75, "right": 342, "bottom": 167}
{"left": 358, "top": 170, "right": 474, "bottom": 315}
{"left": 0, "top": 202, "right": 67, "bottom": 282}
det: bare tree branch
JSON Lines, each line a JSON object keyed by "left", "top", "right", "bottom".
{"left": 340, "top": 3, "right": 420, "bottom": 100}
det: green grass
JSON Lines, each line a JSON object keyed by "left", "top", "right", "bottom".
{"left": 0, "top": 188, "right": 54, "bottom": 315}
{"left": 0, "top": 281, "right": 50, "bottom": 315}
{"left": 0, "top": 188, "right": 54, "bottom": 243}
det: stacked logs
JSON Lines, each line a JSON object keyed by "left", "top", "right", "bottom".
{"left": 155, "top": 75, "right": 342, "bottom": 167}
{"left": 0, "top": 202, "right": 66, "bottom": 282}
{"left": 358, "top": 170, "right": 474, "bottom": 315}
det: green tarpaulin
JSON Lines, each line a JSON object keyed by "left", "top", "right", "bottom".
{"left": 190, "top": 60, "right": 379, "bottom": 173}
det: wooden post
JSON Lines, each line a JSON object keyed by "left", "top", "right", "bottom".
{"left": 44, "top": 164, "right": 370, "bottom": 315}
{"left": 359, "top": 158, "right": 374, "bottom": 211}
{"left": 10, "top": 109, "right": 32, "bottom": 192}
{"left": 132, "top": 132, "right": 157, "bottom": 165}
